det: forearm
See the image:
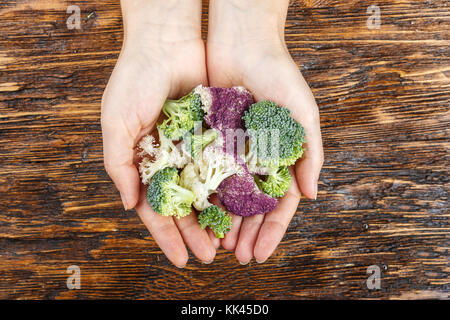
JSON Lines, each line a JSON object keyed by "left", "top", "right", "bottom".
{"left": 208, "top": 0, "right": 290, "bottom": 45}
{"left": 121, "top": 0, "right": 203, "bottom": 42}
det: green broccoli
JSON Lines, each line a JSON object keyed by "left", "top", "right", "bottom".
{"left": 158, "top": 90, "right": 205, "bottom": 140}
{"left": 183, "top": 129, "right": 218, "bottom": 159}
{"left": 242, "top": 100, "right": 306, "bottom": 168}
{"left": 147, "top": 167, "right": 195, "bottom": 219}
{"left": 198, "top": 205, "right": 232, "bottom": 239}
{"left": 254, "top": 166, "right": 292, "bottom": 198}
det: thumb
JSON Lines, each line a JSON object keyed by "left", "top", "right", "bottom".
{"left": 293, "top": 91, "right": 323, "bottom": 200}
{"left": 284, "top": 72, "right": 324, "bottom": 200}
{"left": 101, "top": 117, "right": 141, "bottom": 210}
{"left": 295, "top": 127, "right": 323, "bottom": 200}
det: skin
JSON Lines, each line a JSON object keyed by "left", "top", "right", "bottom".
{"left": 102, "top": 0, "right": 323, "bottom": 267}
{"left": 102, "top": 0, "right": 215, "bottom": 267}
{"left": 207, "top": 0, "right": 324, "bottom": 264}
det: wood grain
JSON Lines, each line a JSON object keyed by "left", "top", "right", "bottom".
{"left": 0, "top": 0, "right": 448, "bottom": 299}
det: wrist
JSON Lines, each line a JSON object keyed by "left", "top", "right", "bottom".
{"left": 208, "top": 0, "right": 289, "bottom": 47}
{"left": 121, "top": 0, "right": 202, "bottom": 44}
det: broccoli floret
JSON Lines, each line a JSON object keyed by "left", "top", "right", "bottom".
{"left": 245, "top": 139, "right": 272, "bottom": 175}
{"left": 242, "top": 100, "right": 306, "bottom": 168}
{"left": 217, "top": 164, "right": 278, "bottom": 217}
{"left": 254, "top": 166, "right": 292, "bottom": 198}
{"left": 180, "top": 141, "right": 242, "bottom": 211}
{"left": 183, "top": 129, "right": 218, "bottom": 159}
{"left": 138, "top": 127, "right": 189, "bottom": 185}
{"left": 158, "top": 90, "right": 205, "bottom": 140}
{"left": 198, "top": 205, "right": 232, "bottom": 239}
{"left": 147, "top": 167, "right": 195, "bottom": 219}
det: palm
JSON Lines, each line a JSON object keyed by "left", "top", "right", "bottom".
{"left": 102, "top": 38, "right": 216, "bottom": 267}
{"left": 103, "top": 39, "right": 207, "bottom": 133}
{"left": 207, "top": 41, "right": 322, "bottom": 263}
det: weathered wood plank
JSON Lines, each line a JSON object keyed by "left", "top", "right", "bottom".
{"left": 0, "top": 0, "right": 448, "bottom": 299}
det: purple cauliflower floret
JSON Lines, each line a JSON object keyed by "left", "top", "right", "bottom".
{"left": 194, "top": 85, "right": 254, "bottom": 161}
{"left": 217, "top": 165, "right": 278, "bottom": 217}
{"left": 194, "top": 85, "right": 254, "bottom": 133}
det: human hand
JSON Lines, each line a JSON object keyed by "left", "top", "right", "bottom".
{"left": 101, "top": 0, "right": 216, "bottom": 267}
{"left": 207, "top": 0, "right": 324, "bottom": 264}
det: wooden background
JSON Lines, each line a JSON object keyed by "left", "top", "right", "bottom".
{"left": 0, "top": 0, "right": 448, "bottom": 299}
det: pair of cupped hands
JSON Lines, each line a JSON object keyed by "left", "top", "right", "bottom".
{"left": 101, "top": 0, "right": 323, "bottom": 267}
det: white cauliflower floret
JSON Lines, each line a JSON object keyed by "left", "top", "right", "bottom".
{"left": 180, "top": 163, "right": 210, "bottom": 210}
{"left": 137, "top": 134, "right": 158, "bottom": 157}
{"left": 199, "top": 145, "right": 242, "bottom": 186}
{"left": 139, "top": 152, "right": 171, "bottom": 185}
{"left": 179, "top": 143, "right": 242, "bottom": 211}
{"left": 169, "top": 143, "right": 190, "bottom": 168}
{"left": 138, "top": 128, "right": 190, "bottom": 185}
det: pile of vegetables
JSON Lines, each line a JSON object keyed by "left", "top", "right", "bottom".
{"left": 138, "top": 85, "right": 306, "bottom": 238}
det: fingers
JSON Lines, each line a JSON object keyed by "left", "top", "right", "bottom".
{"left": 207, "top": 228, "right": 221, "bottom": 249}
{"left": 254, "top": 169, "right": 301, "bottom": 263}
{"left": 101, "top": 78, "right": 139, "bottom": 211}
{"left": 235, "top": 214, "right": 265, "bottom": 264}
{"left": 287, "top": 73, "right": 324, "bottom": 200}
{"left": 101, "top": 75, "right": 166, "bottom": 211}
{"left": 209, "top": 194, "right": 242, "bottom": 251}
{"left": 135, "top": 187, "right": 189, "bottom": 268}
{"left": 221, "top": 214, "right": 243, "bottom": 251}
{"left": 174, "top": 212, "right": 217, "bottom": 263}
{"left": 295, "top": 121, "right": 323, "bottom": 200}
{"left": 101, "top": 109, "right": 141, "bottom": 210}
{"left": 203, "top": 196, "right": 222, "bottom": 249}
